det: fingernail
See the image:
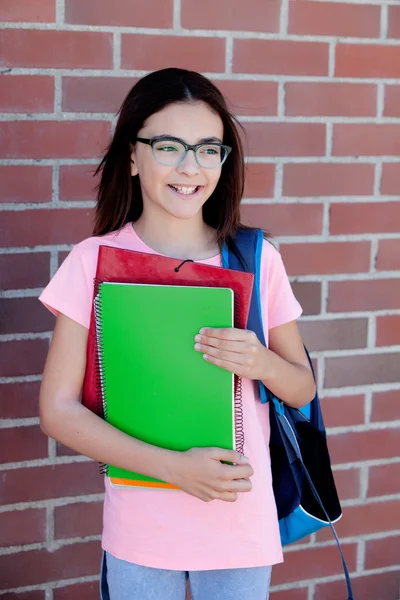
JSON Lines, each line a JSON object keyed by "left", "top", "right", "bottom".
{"left": 241, "top": 455, "right": 250, "bottom": 462}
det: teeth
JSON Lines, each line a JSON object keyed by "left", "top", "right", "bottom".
{"left": 170, "top": 185, "right": 198, "bottom": 195}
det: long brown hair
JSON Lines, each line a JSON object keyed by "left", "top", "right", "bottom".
{"left": 93, "top": 68, "right": 246, "bottom": 248}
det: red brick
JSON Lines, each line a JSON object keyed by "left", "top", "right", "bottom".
{"left": 233, "top": 39, "right": 329, "bottom": 76}
{"left": 333, "top": 468, "right": 361, "bottom": 500}
{"left": 66, "top": 0, "right": 172, "bottom": 27}
{"left": 283, "top": 163, "right": 374, "bottom": 197}
{"left": 365, "top": 535, "right": 400, "bottom": 570}
{"left": 286, "top": 82, "right": 377, "bottom": 117}
{"left": 0, "top": 209, "right": 93, "bottom": 248}
{"left": 280, "top": 241, "right": 370, "bottom": 276}
{"left": 333, "top": 124, "right": 400, "bottom": 157}
{"left": 0, "top": 339, "right": 48, "bottom": 377}
{"left": 330, "top": 202, "right": 400, "bottom": 235}
{"left": 0, "top": 121, "right": 110, "bottom": 159}
{"left": 371, "top": 390, "right": 400, "bottom": 422}
{"left": 0, "top": 30, "right": 112, "bottom": 69}
{"left": 376, "top": 315, "right": 400, "bottom": 346}
{"left": 336, "top": 44, "right": 400, "bottom": 79}
{"left": 384, "top": 85, "right": 400, "bottom": 117}
{"left": 269, "top": 591, "right": 308, "bottom": 600}
{"left": 368, "top": 462, "right": 400, "bottom": 497}
{"left": 0, "top": 75, "right": 54, "bottom": 113}
{"left": 243, "top": 123, "right": 325, "bottom": 157}
{"left": 388, "top": 6, "right": 400, "bottom": 39}
{"left": 55, "top": 501, "right": 103, "bottom": 539}
{"left": 315, "top": 570, "right": 400, "bottom": 600}
{"left": 121, "top": 35, "right": 225, "bottom": 73}
{"left": 243, "top": 163, "right": 275, "bottom": 198}
{"left": 241, "top": 204, "right": 323, "bottom": 236}
{"left": 381, "top": 163, "right": 400, "bottom": 194}
{"left": 325, "top": 353, "right": 400, "bottom": 388}
{"left": 182, "top": 0, "right": 280, "bottom": 32}
{"left": 0, "top": 593, "right": 45, "bottom": 600}
{"left": 328, "top": 279, "right": 400, "bottom": 312}
{"left": 291, "top": 282, "right": 321, "bottom": 316}
{"left": 215, "top": 80, "right": 278, "bottom": 116}
{"left": 317, "top": 499, "right": 400, "bottom": 541}
{"left": 0, "top": 0, "right": 55, "bottom": 22}
{"left": 0, "top": 165, "right": 53, "bottom": 203}
{"left": 289, "top": 1, "right": 380, "bottom": 37}
{"left": 0, "top": 463, "right": 103, "bottom": 506}
{"left": 0, "top": 541, "right": 101, "bottom": 589}
{"left": 328, "top": 429, "right": 400, "bottom": 464}
{"left": 0, "top": 381, "right": 41, "bottom": 419}
{"left": 271, "top": 543, "right": 356, "bottom": 585}
{"left": 376, "top": 239, "right": 400, "bottom": 271}
{"left": 59, "top": 165, "right": 99, "bottom": 201}
{"left": 62, "top": 76, "right": 136, "bottom": 113}
{"left": 0, "top": 426, "right": 48, "bottom": 463}
{"left": 0, "top": 298, "right": 55, "bottom": 334}
{"left": 321, "top": 395, "right": 365, "bottom": 427}
{"left": 0, "top": 508, "right": 46, "bottom": 547}
{"left": 0, "top": 252, "right": 50, "bottom": 289}
{"left": 54, "top": 582, "right": 99, "bottom": 600}
{"left": 299, "top": 319, "right": 368, "bottom": 352}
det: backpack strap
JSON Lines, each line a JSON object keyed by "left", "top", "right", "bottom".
{"left": 224, "top": 228, "right": 354, "bottom": 600}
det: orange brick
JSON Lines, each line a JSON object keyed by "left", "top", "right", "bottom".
{"left": 65, "top": 0, "right": 173, "bottom": 27}
{"left": 384, "top": 85, "right": 400, "bottom": 117}
{"left": 243, "top": 163, "right": 275, "bottom": 198}
{"left": 243, "top": 123, "right": 325, "bottom": 157}
{"left": 328, "top": 279, "right": 400, "bottom": 312}
{"left": 336, "top": 44, "right": 400, "bottom": 78}
{"left": 381, "top": 163, "right": 400, "bottom": 194}
{"left": 0, "top": 121, "right": 111, "bottom": 159}
{"left": 215, "top": 80, "right": 278, "bottom": 116}
{"left": 330, "top": 202, "right": 400, "bottom": 234}
{"left": 315, "top": 570, "right": 400, "bottom": 600}
{"left": 388, "top": 6, "right": 400, "bottom": 39}
{"left": 55, "top": 502, "right": 103, "bottom": 539}
{"left": 181, "top": 0, "right": 280, "bottom": 32}
{"left": 321, "top": 395, "right": 365, "bottom": 427}
{"left": 0, "top": 0, "right": 55, "bottom": 22}
{"left": 285, "top": 82, "right": 377, "bottom": 117}
{"left": 325, "top": 354, "right": 400, "bottom": 388}
{"left": 241, "top": 204, "right": 323, "bottom": 236}
{"left": 333, "top": 124, "right": 400, "bottom": 157}
{"left": 280, "top": 241, "right": 370, "bottom": 276}
{"left": 365, "top": 535, "right": 400, "bottom": 570}
{"left": 0, "top": 29, "right": 113, "bottom": 69}
{"left": 368, "top": 462, "right": 400, "bottom": 497}
{"left": 0, "top": 75, "right": 54, "bottom": 113}
{"left": 0, "top": 165, "right": 52, "bottom": 202}
{"left": 233, "top": 39, "right": 329, "bottom": 75}
{"left": 376, "top": 315, "right": 400, "bottom": 346}
{"left": 59, "top": 165, "right": 99, "bottom": 202}
{"left": 283, "top": 163, "right": 374, "bottom": 197}
{"left": 376, "top": 239, "right": 400, "bottom": 271}
{"left": 121, "top": 35, "right": 225, "bottom": 73}
{"left": 289, "top": 0, "right": 380, "bottom": 37}
{"left": 371, "top": 390, "right": 400, "bottom": 422}
{"left": 332, "top": 468, "right": 361, "bottom": 500}
{"left": 62, "top": 77, "right": 135, "bottom": 113}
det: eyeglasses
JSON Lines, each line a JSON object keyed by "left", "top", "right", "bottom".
{"left": 136, "top": 137, "right": 232, "bottom": 169}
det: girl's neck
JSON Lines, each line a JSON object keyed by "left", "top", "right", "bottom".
{"left": 132, "top": 214, "right": 220, "bottom": 261}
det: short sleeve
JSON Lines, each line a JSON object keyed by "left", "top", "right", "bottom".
{"left": 38, "top": 242, "right": 98, "bottom": 329}
{"left": 260, "top": 240, "right": 302, "bottom": 332}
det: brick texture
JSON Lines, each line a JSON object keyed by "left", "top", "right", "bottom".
{"left": 2, "top": 2, "right": 400, "bottom": 598}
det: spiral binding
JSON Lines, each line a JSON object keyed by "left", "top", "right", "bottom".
{"left": 93, "top": 279, "right": 110, "bottom": 476}
{"left": 233, "top": 291, "right": 245, "bottom": 455}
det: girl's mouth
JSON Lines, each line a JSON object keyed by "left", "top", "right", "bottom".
{"left": 167, "top": 184, "right": 203, "bottom": 197}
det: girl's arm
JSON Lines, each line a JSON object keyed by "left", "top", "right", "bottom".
{"left": 195, "top": 320, "right": 316, "bottom": 409}
{"left": 40, "top": 313, "right": 253, "bottom": 502}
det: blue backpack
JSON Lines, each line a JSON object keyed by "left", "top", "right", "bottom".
{"left": 222, "top": 228, "right": 353, "bottom": 600}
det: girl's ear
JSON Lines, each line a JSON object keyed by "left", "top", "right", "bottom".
{"left": 130, "top": 147, "right": 139, "bottom": 177}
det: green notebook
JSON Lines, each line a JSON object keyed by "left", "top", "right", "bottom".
{"left": 95, "top": 282, "right": 235, "bottom": 489}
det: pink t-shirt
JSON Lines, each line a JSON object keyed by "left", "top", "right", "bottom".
{"left": 39, "top": 222, "right": 302, "bottom": 571}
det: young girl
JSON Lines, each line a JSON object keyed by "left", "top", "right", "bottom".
{"left": 39, "top": 68, "right": 316, "bottom": 600}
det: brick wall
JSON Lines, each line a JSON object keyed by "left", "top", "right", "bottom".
{"left": 1, "top": 1, "right": 400, "bottom": 598}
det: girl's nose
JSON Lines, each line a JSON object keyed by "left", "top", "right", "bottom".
{"left": 176, "top": 150, "right": 200, "bottom": 176}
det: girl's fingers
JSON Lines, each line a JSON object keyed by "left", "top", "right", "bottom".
{"left": 195, "top": 339, "right": 247, "bottom": 355}
{"left": 203, "top": 354, "right": 246, "bottom": 375}
{"left": 199, "top": 327, "right": 251, "bottom": 342}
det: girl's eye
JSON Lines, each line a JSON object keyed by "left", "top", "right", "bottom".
{"left": 200, "top": 146, "right": 219, "bottom": 155}
{"left": 157, "top": 145, "right": 179, "bottom": 152}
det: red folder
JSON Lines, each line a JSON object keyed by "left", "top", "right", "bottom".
{"left": 82, "top": 245, "right": 254, "bottom": 417}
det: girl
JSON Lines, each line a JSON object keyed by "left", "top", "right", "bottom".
{"left": 39, "top": 68, "right": 316, "bottom": 600}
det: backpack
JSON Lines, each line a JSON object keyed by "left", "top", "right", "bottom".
{"left": 222, "top": 228, "right": 353, "bottom": 600}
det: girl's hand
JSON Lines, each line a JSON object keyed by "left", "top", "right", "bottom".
{"left": 168, "top": 447, "right": 254, "bottom": 503}
{"left": 194, "top": 328, "right": 269, "bottom": 380}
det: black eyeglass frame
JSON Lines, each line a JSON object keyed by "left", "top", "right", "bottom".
{"left": 135, "top": 136, "right": 232, "bottom": 169}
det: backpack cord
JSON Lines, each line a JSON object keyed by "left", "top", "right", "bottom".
{"left": 275, "top": 412, "right": 354, "bottom": 600}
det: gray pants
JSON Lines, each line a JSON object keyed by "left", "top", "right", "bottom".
{"left": 100, "top": 551, "right": 272, "bottom": 600}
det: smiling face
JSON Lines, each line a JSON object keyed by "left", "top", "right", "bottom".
{"left": 130, "top": 101, "right": 224, "bottom": 223}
